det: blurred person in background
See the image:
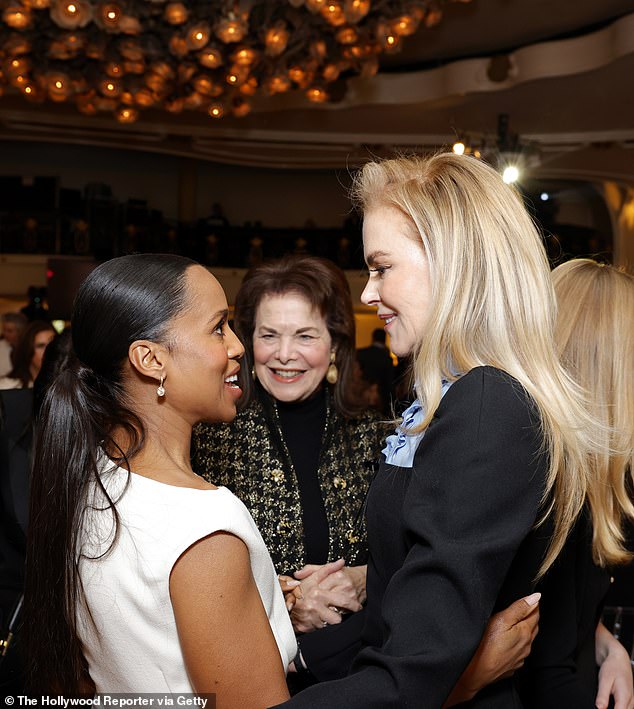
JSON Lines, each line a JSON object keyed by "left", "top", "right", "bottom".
{"left": 20, "top": 286, "right": 50, "bottom": 323}
{"left": 518, "top": 259, "right": 634, "bottom": 709}
{"left": 356, "top": 327, "right": 395, "bottom": 415}
{"left": 0, "top": 321, "right": 55, "bottom": 390}
{"left": 0, "top": 313, "right": 27, "bottom": 377}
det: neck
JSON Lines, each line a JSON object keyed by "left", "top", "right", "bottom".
{"left": 111, "top": 410, "right": 196, "bottom": 484}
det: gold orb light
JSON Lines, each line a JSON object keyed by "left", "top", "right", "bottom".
{"left": 0, "top": 0, "right": 472, "bottom": 122}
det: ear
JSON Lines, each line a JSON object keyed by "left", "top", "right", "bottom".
{"left": 128, "top": 340, "right": 168, "bottom": 381}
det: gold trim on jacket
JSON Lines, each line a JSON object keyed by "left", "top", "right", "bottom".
{"left": 192, "top": 391, "right": 388, "bottom": 574}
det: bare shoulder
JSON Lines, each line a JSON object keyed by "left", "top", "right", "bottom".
{"left": 170, "top": 531, "right": 251, "bottom": 591}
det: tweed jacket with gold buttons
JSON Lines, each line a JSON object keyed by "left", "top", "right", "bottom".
{"left": 192, "top": 389, "right": 388, "bottom": 575}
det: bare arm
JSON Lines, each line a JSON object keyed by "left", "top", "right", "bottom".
{"left": 170, "top": 532, "right": 289, "bottom": 708}
{"left": 444, "top": 594, "right": 541, "bottom": 707}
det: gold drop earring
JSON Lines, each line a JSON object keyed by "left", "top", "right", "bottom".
{"left": 326, "top": 350, "right": 338, "bottom": 385}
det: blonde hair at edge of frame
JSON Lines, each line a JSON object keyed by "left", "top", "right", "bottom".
{"left": 552, "top": 259, "right": 634, "bottom": 568}
{"left": 352, "top": 152, "right": 603, "bottom": 579}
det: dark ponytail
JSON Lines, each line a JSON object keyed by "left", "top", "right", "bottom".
{"left": 24, "top": 254, "right": 196, "bottom": 694}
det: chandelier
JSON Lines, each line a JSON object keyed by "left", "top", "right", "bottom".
{"left": 0, "top": 0, "right": 470, "bottom": 123}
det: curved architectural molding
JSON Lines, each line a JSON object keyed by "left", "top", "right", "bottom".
{"left": 256, "top": 12, "right": 634, "bottom": 111}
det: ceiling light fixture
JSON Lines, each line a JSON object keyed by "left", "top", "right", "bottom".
{"left": 0, "top": 0, "right": 471, "bottom": 122}
{"left": 451, "top": 114, "right": 541, "bottom": 183}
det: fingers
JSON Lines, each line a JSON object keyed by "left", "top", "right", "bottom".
{"left": 318, "top": 570, "right": 357, "bottom": 594}
{"left": 315, "top": 583, "right": 362, "bottom": 611}
{"left": 501, "top": 593, "right": 541, "bottom": 627}
{"left": 293, "top": 564, "right": 323, "bottom": 580}
{"left": 278, "top": 574, "right": 301, "bottom": 594}
{"left": 594, "top": 643, "right": 634, "bottom": 709}
{"left": 611, "top": 677, "right": 634, "bottom": 709}
{"left": 290, "top": 602, "right": 343, "bottom": 632}
{"left": 284, "top": 592, "right": 296, "bottom": 612}
{"left": 317, "top": 570, "right": 348, "bottom": 589}
{"left": 523, "top": 592, "right": 541, "bottom": 607}
{"left": 294, "top": 558, "right": 345, "bottom": 582}
{"left": 295, "top": 587, "right": 359, "bottom": 616}
{"left": 321, "top": 606, "right": 345, "bottom": 626}
{"left": 595, "top": 681, "right": 610, "bottom": 709}
{"left": 289, "top": 587, "right": 353, "bottom": 631}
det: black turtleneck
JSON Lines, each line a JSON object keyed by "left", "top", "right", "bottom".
{"left": 276, "top": 388, "right": 330, "bottom": 565}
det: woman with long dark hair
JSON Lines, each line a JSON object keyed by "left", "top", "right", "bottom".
{"left": 24, "top": 254, "right": 295, "bottom": 704}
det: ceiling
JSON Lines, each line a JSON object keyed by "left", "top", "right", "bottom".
{"left": 1, "top": 0, "right": 633, "bottom": 180}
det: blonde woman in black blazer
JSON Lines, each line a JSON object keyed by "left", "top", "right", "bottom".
{"left": 275, "top": 153, "right": 605, "bottom": 708}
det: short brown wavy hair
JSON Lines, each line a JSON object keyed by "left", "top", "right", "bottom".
{"left": 233, "top": 255, "right": 364, "bottom": 417}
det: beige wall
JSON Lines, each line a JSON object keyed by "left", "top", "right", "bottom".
{"left": 602, "top": 182, "right": 634, "bottom": 271}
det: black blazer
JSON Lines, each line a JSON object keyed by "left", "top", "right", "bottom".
{"left": 276, "top": 366, "right": 550, "bottom": 708}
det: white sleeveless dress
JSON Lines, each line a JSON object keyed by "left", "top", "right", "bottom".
{"left": 76, "top": 462, "right": 296, "bottom": 692}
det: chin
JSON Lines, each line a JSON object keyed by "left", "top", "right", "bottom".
{"left": 269, "top": 390, "right": 299, "bottom": 402}
{"left": 218, "top": 407, "right": 238, "bottom": 423}
{"left": 390, "top": 340, "right": 412, "bottom": 358}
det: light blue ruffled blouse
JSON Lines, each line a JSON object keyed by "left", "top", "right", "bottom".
{"left": 382, "top": 380, "right": 454, "bottom": 468}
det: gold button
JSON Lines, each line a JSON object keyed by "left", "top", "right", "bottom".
{"left": 271, "top": 469, "right": 284, "bottom": 483}
{"left": 333, "top": 476, "right": 347, "bottom": 489}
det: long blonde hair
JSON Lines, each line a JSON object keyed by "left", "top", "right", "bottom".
{"left": 552, "top": 259, "right": 634, "bottom": 567}
{"left": 353, "top": 152, "right": 600, "bottom": 578}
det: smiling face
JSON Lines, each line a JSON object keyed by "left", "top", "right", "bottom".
{"left": 361, "top": 204, "right": 433, "bottom": 358}
{"left": 253, "top": 292, "right": 332, "bottom": 403}
{"left": 164, "top": 266, "right": 244, "bottom": 424}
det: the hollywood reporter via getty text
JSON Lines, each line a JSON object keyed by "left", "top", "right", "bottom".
{"left": 4, "top": 695, "right": 215, "bottom": 708}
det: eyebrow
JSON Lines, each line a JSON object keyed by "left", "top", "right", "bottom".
{"left": 365, "top": 250, "right": 390, "bottom": 266}
{"left": 207, "top": 309, "right": 228, "bottom": 325}
{"left": 257, "top": 325, "right": 320, "bottom": 334}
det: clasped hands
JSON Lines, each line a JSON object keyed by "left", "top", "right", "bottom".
{"left": 278, "top": 558, "right": 367, "bottom": 633}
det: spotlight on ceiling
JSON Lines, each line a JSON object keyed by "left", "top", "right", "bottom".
{"left": 502, "top": 164, "right": 520, "bottom": 184}
{"left": 449, "top": 114, "right": 541, "bottom": 183}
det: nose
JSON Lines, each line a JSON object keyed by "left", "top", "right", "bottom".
{"left": 227, "top": 326, "right": 245, "bottom": 360}
{"left": 361, "top": 277, "right": 379, "bottom": 307}
{"left": 277, "top": 335, "right": 296, "bottom": 364}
